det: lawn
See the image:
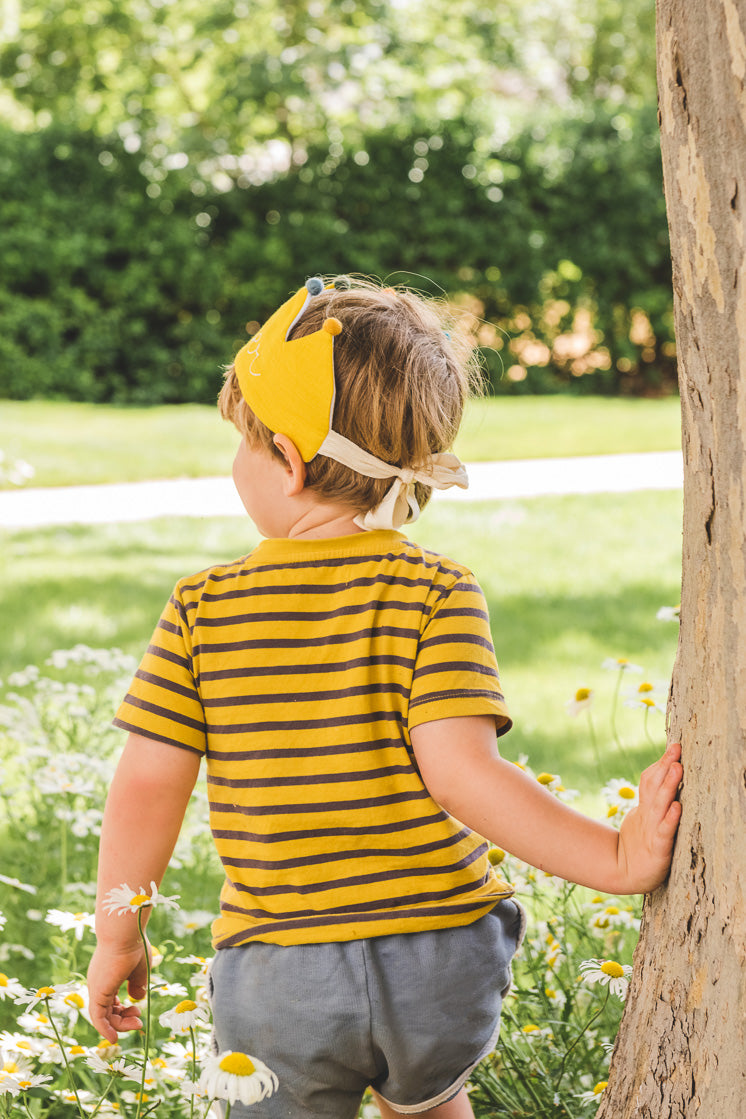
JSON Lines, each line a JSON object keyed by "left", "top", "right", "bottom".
{"left": 0, "top": 395, "right": 681, "bottom": 488}
{"left": 1, "top": 488, "right": 682, "bottom": 797}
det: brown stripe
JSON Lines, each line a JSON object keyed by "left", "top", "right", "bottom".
{"left": 145, "top": 643, "right": 191, "bottom": 670}
{"left": 125, "top": 694, "right": 205, "bottom": 732}
{"left": 112, "top": 718, "right": 204, "bottom": 754}
{"left": 413, "top": 661, "right": 499, "bottom": 680}
{"left": 135, "top": 668, "right": 199, "bottom": 701}
{"left": 419, "top": 632, "right": 495, "bottom": 653}
{"left": 198, "top": 653, "right": 415, "bottom": 682}
{"left": 196, "top": 598, "right": 431, "bottom": 628}
{"left": 207, "top": 763, "right": 416, "bottom": 790}
{"left": 192, "top": 625, "right": 420, "bottom": 656}
{"left": 208, "top": 788, "right": 430, "bottom": 816}
{"left": 408, "top": 688, "right": 505, "bottom": 708}
{"left": 210, "top": 808, "right": 449, "bottom": 843}
{"left": 205, "top": 737, "right": 405, "bottom": 762}
{"left": 196, "top": 570, "right": 441, "bottom": 605}
{"left": 222, "top": 883, "right": 488, "bottom": 923}
{"left": 204, "top": 709, "right": 403, "bottom": 735}
{"left": 219, "top": 828, "right": 472, "bottom": 870}
{"left": 202, "top": 681, "right": 409, "bottom": 708}
{"left": 227, "top": 846, "right": 486, "bottom": 899}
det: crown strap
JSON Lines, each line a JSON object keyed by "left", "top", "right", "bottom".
{"left": 316, "top": 429, "right": 469, "bottom": 531}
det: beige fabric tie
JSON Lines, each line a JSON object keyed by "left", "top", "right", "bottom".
{"left": 316, "top": 429, "right": 469, "bottom": 532}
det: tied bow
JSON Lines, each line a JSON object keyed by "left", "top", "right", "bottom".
{"left": 316, "top": 430, "right": 469, "bottom": 532}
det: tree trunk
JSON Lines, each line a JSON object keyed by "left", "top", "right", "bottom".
{"left": 596, "top": 2, "right": 746, "bottom": 1114}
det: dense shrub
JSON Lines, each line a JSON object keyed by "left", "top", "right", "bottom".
{"left": 0, "top": 109, "right": 674, "bottom": 404}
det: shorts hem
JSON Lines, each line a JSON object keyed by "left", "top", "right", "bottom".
{"left": 374, "top": 1015, "right": 503, "bottom": 1115}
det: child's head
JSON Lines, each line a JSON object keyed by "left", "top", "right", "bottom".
{"left": 219, "top": 277, "right": 481, "bottom": 524}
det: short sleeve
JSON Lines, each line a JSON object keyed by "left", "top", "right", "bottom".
{"left": 113, "top": 583, "right": 207, "bottom": 755}
{"left": 408, "top": 573, "right": 511, "bottom": 736}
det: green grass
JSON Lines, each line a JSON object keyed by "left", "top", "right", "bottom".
{"left": 0, "top": 396, "right": 681, "bottom": 488}
{"left": 0, "top": 489, "right": 682, "bottom": 795}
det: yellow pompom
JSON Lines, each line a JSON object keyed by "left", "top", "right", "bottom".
{"left": 323, "top": 317, "right": 343, "bottom": 336}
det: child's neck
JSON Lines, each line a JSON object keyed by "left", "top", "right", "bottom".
{"left": 284, "top": 503, "right": 365, "bottom": 541}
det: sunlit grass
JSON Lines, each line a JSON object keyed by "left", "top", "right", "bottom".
{"left": 0, "top": 396, "right": 681, "bottom": 488}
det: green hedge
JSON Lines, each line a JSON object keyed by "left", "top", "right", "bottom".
{"left": 0, "top": 108, "right": 674, "bottom": 404}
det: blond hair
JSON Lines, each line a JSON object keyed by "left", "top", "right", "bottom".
{"left": 218, "top": 278, "right": 482, "bottom": 516}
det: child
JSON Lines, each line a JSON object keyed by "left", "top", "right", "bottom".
{"left": 87, "top": 277, "right": 683, "bottom": 1119}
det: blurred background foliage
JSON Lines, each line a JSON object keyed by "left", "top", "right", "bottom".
{"left": 0, "top": 0, "right": 674, "bottom": 404}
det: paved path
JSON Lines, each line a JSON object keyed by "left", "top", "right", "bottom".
{"left": 0, "top": 451, "right": 683, "bottom": 529}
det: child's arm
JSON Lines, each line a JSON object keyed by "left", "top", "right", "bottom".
{"left": 87, "top": 733, "right": 200, "bottom": 1041}
{"left": 411, "top": 715, "right": 682, "bottom": 895}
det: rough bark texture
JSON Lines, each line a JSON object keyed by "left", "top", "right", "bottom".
{"left": 596, "top": 2, "right": 746, "bottom": 1115}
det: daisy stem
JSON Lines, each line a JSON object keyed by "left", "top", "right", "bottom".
{"left": 86, "top": 1075, "right": 116, "bottom": 1119}
{"left": 225, "top": 1104, "right": 232, "bottom": 1119}
{"left": 44, "top": 996, "right": 86, "bottom": 1119}
{"left": 610, "top": 670, "right": 632, "bottom": 768}
{"left": 553, "top": 989, "right": 610, "bottom": 1094}
{"left": 60, "top": 810, "right": 68, "bottom": 895}
{"left": 134, "top": 906, "right": 152, "bottom": 1119}
{"left": 586, "top": 709, "right": 602, "bottom": 781}
{"left": 643, "top": 706, "right": 656, "bottom": 748}
{"left": 189, "top": 1026, "right": 197, "bottom": 1119}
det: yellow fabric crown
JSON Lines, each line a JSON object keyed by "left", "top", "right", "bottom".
{"left": 234, "top": 280, "right": 340, "bottom": 463}
{"left": 233, "top": 277, "right": 469, "bottom": 530}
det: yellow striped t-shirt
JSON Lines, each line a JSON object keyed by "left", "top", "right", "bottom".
{"left": 114, "top": 529, "right": 514, "bottom": 949}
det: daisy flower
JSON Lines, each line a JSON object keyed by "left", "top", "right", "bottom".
{"left": 579, "top": 958, "right": 633, "bottom": 999}
{"left": 159, "top": 999, "right": 210, "bottom": 1034}
{"left": 102, "top": 882, "right": 179, "bottom": 916}
{"left": 199, "top": 1051, "right": 279, "bottom": 1106}
{"left": 85, "top": 1053, "right": 142, "bottom": 1081}
{"left": 0, "top": 974, "right": 25, "bottom": 1001}
{"left": 565, "top": 687, "right": 593, "bottom": 716}
{"left": 46, "top": 909, "right": 95, "bottom": 941}
{"left": 656, "top": 605, "right": 680, "bottom": 622}
{"left": 602, "top": 657, "right": 643, "bottom": 673}
{"left": 578, "top": 1081, "right": 608, "bottom": 1104}
{"left": 589, "top": 904, "right": 636, "bottom": 931}
{"left": 0, "top": 874, "right": 36, "bottom": 895}
{"left": 602, "top": 778, "right": 639, "bottom": 818}
{"left": 3, "top": 1072, "right": 53, "bottom": 1093}
{"left": 14, "top": 982, "right": 77, "bottom": 1013}
{"left": 152, "top": 980, "right": 189, "bottom": 998}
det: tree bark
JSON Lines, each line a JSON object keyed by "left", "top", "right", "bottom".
{"left": 596, "top": 2, "right": 746, "bottom": 1115}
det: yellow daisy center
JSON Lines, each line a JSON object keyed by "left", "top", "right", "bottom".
{"left": 65, "top": 993, "right": 85, "bottom": 1008}
{"left": 594, "top": 1081, "right": 608, "bottom": 1094}
{"left": 641, "top": 697, "right": 656, "bottom": 707}
{"left": 575, "top": 687, "right": 591, "bottom": 701}
{"left": 537, "top": 773, "right": 555, "bottom": 785}
{"left": 219, "top": 1053, "right": 256, "bottom": 1077}
{"left": 618, "top": 786, "right": 636, "bottom": 799}
{"left": 0, "top": 974, "right": 7, "bottom": 986}
{"left": 522, "top": 1024, "right": 540, "bottom": 1033}
{"left": 69, "top": 1046, "right": 86, "bottom": 1055}
{"left": 638, "top": 682, "right": 654, "bottom": 693}
{"left": 129, "top": 894, "right": 151, "bottom": 907}
{"left": 617, "top": 658, "right": 629, "bottom": 665}
{"left": 74, "top": 912, "right": 85, "bottom": 919}
{"left": 607, "top": 805, "right": 619, "bottom": 817}
{"left": 37, "top": 986, "right": 56, "bottom": 997}
{"left": 600, "top": 961, "right": 625, "bottom": 978}
{"left": 3, "top": 1063, "right": 19, "bottom": 1074}
{"left": 175, "top": 999, "right": 198, "bottom": 1014}
{"left": 487, "top": 847, "right": 505, "bottom": 866}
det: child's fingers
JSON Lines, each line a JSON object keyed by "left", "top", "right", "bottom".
{"left": 640, "top": 742, "right": 682, "bottom": 800}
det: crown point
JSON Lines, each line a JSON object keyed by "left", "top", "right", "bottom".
{"left": 323, "top": 317, "right": 343, "bottom": 336}
{"left": 306, "top": 276, "right": 324, "bottom": 296}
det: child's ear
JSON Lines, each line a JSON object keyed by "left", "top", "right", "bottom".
{"left": 272, "top": 434, "right": 307, "bottom": 496}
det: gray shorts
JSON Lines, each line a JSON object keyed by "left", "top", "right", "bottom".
{"left": 208, "top": 899, "right": 525, "bottom": 1118}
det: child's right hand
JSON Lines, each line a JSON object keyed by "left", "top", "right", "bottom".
{"left": 87, "top": 939, "right": 151, "bottom": 1043}
{"left": 616, "top": 741, "right": 683, "bottom": 894}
